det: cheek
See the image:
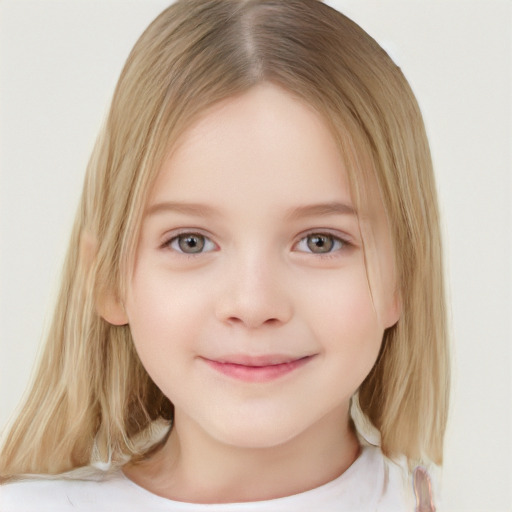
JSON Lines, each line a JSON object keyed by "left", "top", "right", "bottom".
{"left": 124, "top": 267, "right": 210, "bottom": 368}
{"left": 303, "top": 265, "right": 379, "bottom": 331}
{"left": 299, "top": 265, "right": 384, "bottom": 371}
{"left": 123, "top": 273, "right": 213, "bottom": 407}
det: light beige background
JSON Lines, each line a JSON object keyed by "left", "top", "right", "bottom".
{"left": 1, "top": 1, "right": 511, "bottom": 510}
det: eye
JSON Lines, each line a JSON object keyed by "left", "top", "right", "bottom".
{"left": 295, "top": 233, "right": 347, "bottom": 254}
{"left": 166, "top": 233, "right": 216, "bottom": 254}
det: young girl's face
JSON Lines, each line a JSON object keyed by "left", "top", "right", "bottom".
{"left": 113, "top": 83, "right": 400, "bottom": 449}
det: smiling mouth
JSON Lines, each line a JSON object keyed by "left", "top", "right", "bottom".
{"left": 201, "top": 354, "right": 315, "bottom": 382}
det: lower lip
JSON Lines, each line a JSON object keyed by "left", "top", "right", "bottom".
{"left": 203, "top": 356, "right": 313, "bottom": 383}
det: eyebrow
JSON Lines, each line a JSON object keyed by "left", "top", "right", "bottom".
{"left": 145, "top": 201, "right": 220, "bottom": 218}
{"left": 285, "top": 201, "right": 357, "bottom": 220}
{"left": 145, "top": 200, "right": 356, "bottom": 219}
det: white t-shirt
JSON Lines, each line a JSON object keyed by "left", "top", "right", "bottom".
{"left": 1, "top": 446, "right": 418, "bottom": 511}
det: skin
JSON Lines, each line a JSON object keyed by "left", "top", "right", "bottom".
{"left": 105, "top": 83, "right": 400, "bottom": 503}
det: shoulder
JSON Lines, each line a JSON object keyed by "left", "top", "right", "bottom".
{"left": 377, "top": 452, "right": 415, "bottom": 511}
{"left": 366, "top": 447, "right": 439, "bottom": 512}
{"left": 0, "top": 470, "right": 159, "bottom": 512}
{"left": 346, "top": 445, "right": 414, "bottom": 511}
{"left": 353, "top": 444, "right": 442, "bottom": 511}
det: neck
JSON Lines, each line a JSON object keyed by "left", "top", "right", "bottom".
{"left": 124, "top": 406, "right": 360, "bottom": 504}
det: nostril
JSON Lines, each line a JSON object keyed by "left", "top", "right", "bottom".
{"left": 216, "top": 289, "right": 293, "bottom": 328}
{"left": 226, "top": 316, "right": 280, "bottom": 328}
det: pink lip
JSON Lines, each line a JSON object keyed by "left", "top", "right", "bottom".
{"left": 201, "top": 354, "right": 314, "bottom": 382}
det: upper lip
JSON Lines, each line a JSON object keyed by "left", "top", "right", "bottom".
{"left": 202, "top": 354, "right": 312, "bottom": 367}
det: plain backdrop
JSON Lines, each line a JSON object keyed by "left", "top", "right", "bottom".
{"left": 0, "top": 1, "right": 511, "bottom": 510}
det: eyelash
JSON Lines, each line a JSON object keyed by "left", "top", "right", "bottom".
{"left": 161, "top": 231, "right": 217, "bottom": 255}
{"left": 161, "top": 230, "right": 353, "bottom": 259}
{"left": 294, "top": 231, "right": 352, "bottom": 257}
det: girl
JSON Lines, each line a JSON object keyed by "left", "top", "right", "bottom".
{"left": 0, "top": 0, "right": 449, "bottom": 510}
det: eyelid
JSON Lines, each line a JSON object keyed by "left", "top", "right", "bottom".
{"left": 160, "top": 229, "right": 218, "bottom": 254}
{"left": 293, "top": 230, "right": 354, "bottom": 254}
{"left": 158, "top": 228, "right": 355, "bottom": 255}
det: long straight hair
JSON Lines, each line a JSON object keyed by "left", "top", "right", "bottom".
{"left": 1, "top": 0, "right": 449, "bottom": 479}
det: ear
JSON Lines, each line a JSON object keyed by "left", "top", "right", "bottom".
{"left": 383, "top": 287, "right": 402, "bottom": 329}
{"left": 97, "top": 291, "right": 129, "bottom": 326}
{"left": 80, "top": 231, "right": 129, "bottom": 326}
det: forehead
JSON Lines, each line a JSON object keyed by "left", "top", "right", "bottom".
{"left": 149, "top": 83, "right": 356, "bottom": 212}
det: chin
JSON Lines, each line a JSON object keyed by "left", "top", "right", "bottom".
{"left": 207, "top": 411, "right": 309, "bottom": 450}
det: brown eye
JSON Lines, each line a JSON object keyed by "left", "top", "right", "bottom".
{"left": 306, "top": 234, "right": 335, "bottom": 253}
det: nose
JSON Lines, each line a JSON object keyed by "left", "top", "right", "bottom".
{"left": 215, "top": 253, "right": 293, "bottom": 329}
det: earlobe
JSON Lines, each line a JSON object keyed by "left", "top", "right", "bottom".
{"left": 384, "top": 288, "right": 402, "bottom": 328}
{"left": 80, "top": 230, "right": 129, "bottom": 326}
{"left": 97, "top": 292, "right": 129, "bottom": 326}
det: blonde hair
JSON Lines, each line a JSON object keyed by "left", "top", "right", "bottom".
{"left": 0, "top": 0, "right": 449, "bottom": 480}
